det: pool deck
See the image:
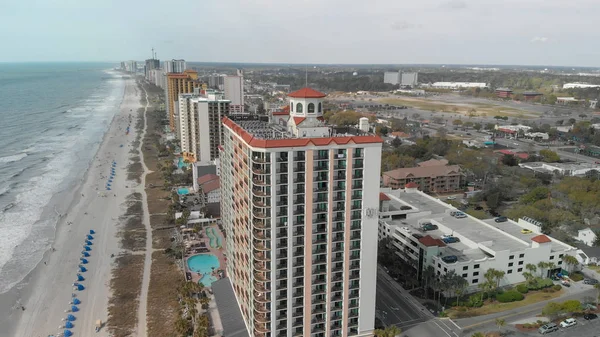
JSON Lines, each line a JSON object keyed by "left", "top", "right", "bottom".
{"left": 184, "top": 224, "right": 227, "bottom": 287}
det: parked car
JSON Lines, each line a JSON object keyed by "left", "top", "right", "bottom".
{"left": 559, "top": 318, "right": 577, "bottom": 328}
{"left": 538, "top": 323, "right": 558, "bottom": 334}
{"left": 446, "top": 196, "right": 456, "bottom": 200}
{"left": 441, "top": 255, "right": 458, "bottom": 263}
{"left": 584, "top": 278, "right": 599, "bottom": 285}
{"left": 454, "top": 212, "right": 467, "bottom": 219}
{"left": 584, "top": 313, "right": 598, "bottom": 320}
{"left": 561, "top": 280, "right": 571, "bottom": 287}
{"left": 442, "top": 237, "right": 460, "bottom": 244}
{"left": 421, "top": 223, "right": 438, "bottom": 231}
{"left": 400, "top": 205, "right": 412, "bottom": 210}
{"left": 495, "top": 216, "right": 508, "bottom": 223}
{"left": 521, "top": 229, "right": 533, "bottom": 234}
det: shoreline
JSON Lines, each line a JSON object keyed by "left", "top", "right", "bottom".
{"left": 0, "top": 78, "right": 143, "bottom": 337}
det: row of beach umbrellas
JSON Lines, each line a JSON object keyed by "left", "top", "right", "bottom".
{"left": 56, "top": 229, "right": 96, "bottom": 337}
{"left": 106, "top": 161, "right": 116, "bottom": 191}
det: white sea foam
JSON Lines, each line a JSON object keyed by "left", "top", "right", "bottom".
{"left": 0, "top": 153, "right": 27, "bottom": 164}
{"left": 0, "top": 75, "right": 125, "bottom": 294}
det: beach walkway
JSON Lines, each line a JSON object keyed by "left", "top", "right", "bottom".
{"left": 135, "top": 82, "right": 153, "bottom": 337}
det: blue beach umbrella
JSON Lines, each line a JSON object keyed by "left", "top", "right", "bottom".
{"left": 80, "top": 258, "right": 88, "bottom": 264}
{"left": 66, "top": 314, "right": 76, "bottom": 321}
{"left": 81, "top": 251, "right": 90, "bottom": 257}
{"left": 72, "top": 298, "right": 81, "bottom": 305}
{"left": 65, "top": 321, "right": 74, "bottom": 329}
{"left": 76, "top": 284, "right": 84, "bottom": 291}
{"left": 64, "top": 329, "right": 73, "bottom": 337}
{"left": 106, "top": 184, "right": 111, "bottom": 187}
{"left": 78, "top": 266, "right": 87, "bottom": 272}
{"left": 71, "top": 306, "right": 79, "bottom": 312}
{"left": 89, "top": 230, "right": 95, "bottom": 234}
{"left": 87, "top": 235, "right": 93, "bottom": 240}
{"left": 85, "top": 240, "right": 92, "bottom": 245}
{"left": 108, "top": 179, "right": 113, "bottom": 183}
{"left": 106, "top": 188, "right": 111, "bottom": 191}
{"left": 83, "top": 245, "right": 91, "bottom": 251}
{"left": 76, "top": 274, "right": 85, "bottom": 281}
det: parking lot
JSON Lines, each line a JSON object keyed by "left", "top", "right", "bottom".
{"left": 512, "top": 317, "right": 600, "bottom": 337}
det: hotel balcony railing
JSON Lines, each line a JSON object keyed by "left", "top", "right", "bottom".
{"left": 331, "top": 294, "right": 342, "bottom": 302}
{"left": 331, "top": 265, "right": 343, "bottom": 273}
{"left": 332, "top": 235, "right": 344, "bottom": 243}
{"left": 293, "top": 166, "right": 305, "bottom": 173}
{"left": 350, "top": 273, "right": 360, "bottom": 280}
{"left": 313, "top": 208, "right": 327, "bottom": 214}
{"left": 349, "top": 311, "right": 359, "bottom": 318}
{"left": 315, "top": 175, "right": 328, "bottom": 182}
{"left": 276, "top": 199, "right": 288, "bottom": 206}
{"left": 253, "top": 157, "right": 269, "bottom": 163}
{"left": 293, "top": 280, "right": 304, "bottom": 288}
{"left": 292, "top": 310, "right": 303, "bottom": 318}
{"left": 312, "top": 268, "right": 327, "bottom": 276}
{"left": 292, "top": 290, "right": 303, "bottom": 298}
{"left": 293, "top": 259, "right": 304, "bottom": 268}
{"left": 352, "top": 182, "right": 363, "bottom": 189}
{"left": 254, "top": 251, "right": 270, "bottom": 261}
{"left": 331, "top": 285, "right": 342, "bottom": 292}
{"left": 276, "top": 156, "right": 288, "bottom": 162}
{"left": 276, "top": 210, "right": 287, "bottom": 217}
{"left": 351, "top": 223, "right": 361, "bottom": 230}
{"left": 313, "top": 247, "right": 326, "bottom": 255}
{"left": 277, "top": 271, "right": 287, "bottom": 279}
{"left": 354, "top": 162, "right": 364, "bottom": 169}
{"left": 293, "top": 228, "right": 304, "bottom": 236}
{"left": 276, "top": 229, "right": 287, "bottom": 237}
{"left": 253, "top": 211, "right": 269, "bottom": 219}
{"left": 351, "top": 232, "right": 361, "bottom": 240}
{"left": 294, "top": 155, "right": 306, "bottom": 161}
{"left": 315, "top": 153, "right": 329, "bottom": 160}
{"left": 333, "top": 195, "right": 345, "bottom": 201}
{"left": 253, "top": 220, "right": 267, "bottom": 229}
{"left": 292, "top": 319, "right": 303, "bottom": 327}
{"left": 334, "top": 185, "right": 345, "bottom": 191}
{"left": 332, "top": 254, "right": 343, "bottom": 262}
{"left": 334, "top": 174, "right": 346, "bottom": 181}
{"left": 313, "top": 217, "right": 327, "bottom": 224}
{"left": 253, "top": 178, "right": 270, "bottom": 186}
{"left": 293, "top": 208, "right": 305, "bottom": 215}
{"left": 351, "top": 193, "right": 362, "bottom": 200}
{"left": 351, "top": 253, "right": 361, "bottom": 260}
{"left": 313, "top": 258, "right": 327, "bottom": 265}
{"left": 255, "top": 302, "right": 270, "bottom": 313}
{"left": 255, "top": 292, "right": 271, "bottom": 303}
{"left": 315, "top": 186, "right": 328, "bottom": 192}
{"left": 349, "top": 301, "right": 359, "bottom": 309}
{"left": 311, "top": 316, "right": 325, "bottom": 324}
{"left": 314, "top": 165, "right": 329, "bottom": 172}
{"left": 313, "top": 197, "right": 328, "bottom": 203}
{"left": 254, "top": 261, "right": 270, "bottom": 272}
{"left": 331, "top": 274, "right": 343, "bottom": 282}
{"left": 349, "top": 291, "right": 359, "bottom": 300}
{"left": 350, "top": 262, "right": 360, "bottom": 270}
{"left": 253, "top": 168, "right": 270, "bottom": 175}
{"left": 313, "top": 306, "right": 326, "bottom": 314}
{"left": 254, "top": 271, "right": 269, "bottom": 283}
{"left": 254, "top": 241, "right": 270, "bottom": 251}
{"left": 334, "top": 164, "right": 346, "bottom": 170}
{"left": 252, "top": 188, "right": 268, "bottom": 196}
{"left": 351, "top": 213, "right": 361, "bottom": 220}
{"left": 276, "top": 221, "right": 287, "bottom": 229}
{"left": 293, "top": 221, "right": 304, "bottom": 227}
{"left": 255, "top": 322, "right": 270, "bottom": 334}
{"left": 313, "top": 278, "right": 326, "bottom": 285}
{"left": 293, "top": 193, "right": 305, "bottom": 200}
{"left": 293, "top": 239, "right": 304, "bottom": 246}
{"left": 312, "top": 226, "right": 326, "bottom": 235}
{"left": 252, "top": 199, "right": 270, "bottom": 208}
{"left": 255, "top": 312, "right": 271, "bottom": 323}
{"left": 313, "top": 236, "right": 327, "bottom": 244}
{"left": 312, "top": 287, "right": 326, "bottom": 295}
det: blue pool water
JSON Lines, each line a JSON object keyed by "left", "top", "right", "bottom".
{"left": 177, "top": 157, "right": 190, "bottom": 169}
{"left": 177, "top": 187, "right": 190, "bottom": 195}
{"left": 187, "top": 254, "right": 220, "bottom": 286}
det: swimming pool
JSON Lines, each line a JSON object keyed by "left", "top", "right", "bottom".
{"left": 187, "top": 254, "right": 220, "bottom": 286}
{"left": 177, "top": 187, "right": 190, "bottom": 195}
{"left": 177, "top": 157, "right": 190, "bottom": 169}
{"left": 206, "top": 227, "right": 222, "bottom": 248}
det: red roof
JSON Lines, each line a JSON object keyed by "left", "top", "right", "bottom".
{"left": 497, "top": 128, "right": 517, "bottom": 134}
{"left": 272, "top": 111, "right": 289, "bottom": 116}
{"left": 531, "top": 235, "right": 551, "bottom": 244}
{"left": 405, "top": 182, "right": 419, "bottom": 189}
{"left": 418, "top": 235, "right": 446, "bottom": 247}
{"left": 222, "top": 117, "right": 383, "bottom": 149}
{"left": 198, "top": 174, "right": 219, "bottom": 185}
{"left": 497, "top": 149, "right": 515, "bottom": 155}
{"left": 516, "top": 152, "right": 529, "bottom": 159}
{"left": 379, "top": 193, "right": 390, "bottom": 201}
{"left": 293, "top": 117, "right": 306, "bottom": 125}
{"left": 288, "top": 87, "right": 327, "bottom": 98}
{"left": 201, "top": 180, "right": 220, "bottom": 193}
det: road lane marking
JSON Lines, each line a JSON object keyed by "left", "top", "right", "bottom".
{"left": 431, "top": 320, "right": 452, "bottom": 337}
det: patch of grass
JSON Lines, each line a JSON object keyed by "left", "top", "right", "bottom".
{"left": 150, "top": 214, "right": 171, "bottom": 230}
{"left": 153, "top": 228, "right": 175, "bottom": 250}
{"left": 147, "top": 251, "right": 182, "bottom": 337}
{"left": 107, "top": 254, "right": 144, "bottom": 337}
{"left": 379, "top": 97, "right": 533, "bottom": 118}
{"left": 448, "top": 289, "right": 564, "bottom": 318}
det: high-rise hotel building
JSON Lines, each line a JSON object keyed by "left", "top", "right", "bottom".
{"left": 220, "top": 88, "right": 382, "bottom": 337}
{"left": 166, "top": 70, "right": 202, "bottom": 133}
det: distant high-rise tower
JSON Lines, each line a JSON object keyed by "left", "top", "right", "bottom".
{"left": 220, "top": 87, "right": 382, "bottom": 337}
{"left": 164, "top": 59, "right": 187, "bottom": 73}
{"left": 166, "top": 70, "right": 201, "bottom": 133}
{"left": 401, "top": 72, "right": 419, "bottom": 87}
{"left": 224, "top": 69, "right": 245, "bottom": 114}
{"left": 177, "top": 90, "right": 230, "bottom": 163}
{"left": 383, "top": 71, "right": 400, "bottom": 85}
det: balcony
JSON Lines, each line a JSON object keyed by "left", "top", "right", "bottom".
{"left": 253, "top": 211, "right": 269, "bottom": 219}
{"left": 254, "top": 261, "right": 270, "bottom": 272}
{"left": 313, "top": 236, "right": 327, "bottom": 244}
{"left": 313, "top": 278, "right": 326, "bottom": 285}
{"left": 313, "top": 217, "right": 327, "bottom": 224}
{"left": 255, "top": 302, "right": 270, "bottom": 313}
{"left": 276, "top": 156, "right": 288, "bottom": 163}
{"left": 293, "top": 207, "right": 305, "bottom": 215}
{"left": 352, "top": 182, "right": 363, "bottom": 189}
{"left": 255, "top": 322, "right": 270, "bottom": 333}
{"left": 253, "top": 230, "right": 270, "bottom": 241}
{"left": 254, "top": 241, "right": 270, "bottom": 251}
{"left": 254, "top": 251, "right": 270, "bottom": 261}
{"left": 253, "top": 157, "right": 269, "bottom": 163}
{"left": 331, "top": 285, "right": 342, "bottom": 292}
{"left": 313, "top": 208, "right": 327, "bottom": 214}
{"left": 331, "top": 264, "right": 343, "bottom": 273}
{"left": 334, "top": 185, "right": 345, "bottom": 191}
{"left": 313, "top": 306, "right": 326, "bottom": 314}
{"left": 255, "top": 292, "right": 271, "bottom": 303}
{"left": 331, "top": 294, "right": 342, "bottom": 302}
{"left": 253, "top": 178, "right": 270, "bottom": 186}
{"left": 292, "top": 290, "right": 303, "bottom": 298}
{"left": 332, "top": 234, "right": 344, "bottom": 243}
{"left": 354, "top": 162, "right": 364, "bottom": 169}
{"left": 253, "top": 167, "right": 270, "bottom": 175}
{"left": 277, "top": 199, "right": 288, "bottom": 206}
{"left": 351, "top": 232, "right": 361, "bottom": 240}
{"left": 349, "top": 311, "right": 358, "bottom": 318}
{"left": 313, "top": 268, "right": 327, "bottom": 276}
{"left": 255, "top": 312, "right": 271, "bottom": 323}
{"left": 313, "top": 258, "right": 327, "bottom": 265}
{"left": 313, "top": 247, "right": 326, "bottom": 255}
{"left": 350, "top": 272, "right": 360, "bottom": 280}
{"left": 312, "top": 226, "right": 326, "bottom": 235}
{"left": 349, "top": 291, "right": 359, "bottom": 299}
{"left": 315, "top": 175, "right": 328, "bottom": 182}
{"left": 253, "top": 220, "right": 267, "bottom": 229}
{"left": 252, "top": 188, "right": 268, "bottom": 196}
{"left": 314, "top": 165, "right": 328, "bottom": 172}
{"left": 350, "top": 262, "right": 360, "bottom": 270}
{"left": 294, "top": 166, "right": 305, "bottom": 173}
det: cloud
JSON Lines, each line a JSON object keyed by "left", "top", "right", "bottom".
{"left": 391, "top": 21, "right": 418, "bottom": 31}
{"left": 531, "top": 36, "right": 549, "bottom": 43}
{"left": 440, "top": 0, "right": 467, "bottom": 10}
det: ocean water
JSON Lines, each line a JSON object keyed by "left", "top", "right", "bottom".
{"left": 0, "top": 63, "right": 125, "bottom": 294}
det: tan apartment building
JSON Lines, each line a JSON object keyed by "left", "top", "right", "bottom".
{"left": 382, "top": 159, "right": 462, "bottom": 193}
{"left": 166, "top": 69, "right": 202, "bottom": 132}
{"left": 220, "top": 87, "right": 382, "bottom": 336}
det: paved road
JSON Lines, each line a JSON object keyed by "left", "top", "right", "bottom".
{"left": 376, "top": 267, "right": 463, "bottom": 336}
{"left": 493, "top": 137, "right": 599, "bottom": 164}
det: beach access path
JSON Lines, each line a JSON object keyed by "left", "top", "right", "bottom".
{"left": 11, "top": 79, "right": 142, "bottom": 337}
{"left": 135, "top": 81, "right": 153, "bottom": 337}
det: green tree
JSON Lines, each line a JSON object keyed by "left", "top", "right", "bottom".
{"left": 473, "top": 123, "right": 482, "bottom": 131}
{"left": 452, "top": 119, "right": 463, "bottom": 126}
{"left": 539, "top": 149, "right": 560, "bottom": 163}
{"left": 561, "top": 255, "right": 580, "bottom": 272}
{"left": 538, "top": 261, "right": 549, "bottom": 278}
{"left": 374, "top": 325, "right": 402, "bottom": 337}
{"left": 561, "top": 300, "right": 582, "bottom": 313}
{"left": 520, "top": 186, "right": 550, "bottom": 204}
{"left": 594, "top": 284, "right": 600, "bottom": 305}
{"left": 542, "top": 302, "right": 563, "bottom": 318}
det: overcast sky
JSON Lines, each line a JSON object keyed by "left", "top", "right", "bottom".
{"left": 1, "top": 0, "right": 599, "bottom": 66}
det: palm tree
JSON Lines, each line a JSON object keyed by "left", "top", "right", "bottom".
{"left": 561, "top": 255, "right": 580, "bottom": 272}
{"left": 454, "top": 276, "right": 469, "bottom": 307}
{"left": 538, "top": 261, "right": 549, "bottom": 278}
{"left": 493, "top": 269, "right": 506, "bottom": 289}
{"left": 547, "top": 262, "right": 557, "bottom": 277}
{"left": 525, "top": 263, "right": 537, "bottom": 275}
{"left": 495, "top": 318, "right": 506, "bottom": 333}
{"left": 522, "top": 271, "right": 535, "bottom": 284}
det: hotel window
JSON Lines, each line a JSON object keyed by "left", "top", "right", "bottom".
{"left": 308, "top": 103, "right": 315, "bottom": 113}
{"left": 508, "top": 262, "right": 513, "bottom": 267}
{"left": 462, "top": 273, "right": 468, "bottom": 278}
{"left": 519, "top": 253, "right": 525, "bottom": 258}
{"left": 473, "top": 271, "right": 479, "bottom": 276}
{"left": 318, "top": 102, "right": 322, "bottom": 112}
{"left": 508, "top": 270, "right": 513, "bottom": 274}
{"left": 509, "top": 255, "right": 514, "bottom": 260}
{"left": 296, "top": 103, "right": 303, "bottom": 113}
{"left": 550, "top": 255, "right": 554, "bottom": 260}
{"left": 518, "top": 261, "right": 524, "bottom": 265}
{"left": 518, "top": 268, "right": 523, "bottom": 272}
{"left": 291, "top": 103, "right": 294, "bottom": 112}
{"left": 474, "top": 264, "right": 480, "bottom": 269}
{"left": 472, "top": 279, "right": 478, "bottom": 284}
{"left": 463, "top": 266, "right": 468, "bottom": 271}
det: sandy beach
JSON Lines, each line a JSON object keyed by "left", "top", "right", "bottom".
{"left": 3, "top": 78, "right": 143, "bottom": 337}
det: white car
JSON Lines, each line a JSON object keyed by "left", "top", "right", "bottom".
{"left": 446, "top": 196, "right": 456, "bottom": 200}
{"left": 560, "top": 318, "right": 577, "bottom": 328}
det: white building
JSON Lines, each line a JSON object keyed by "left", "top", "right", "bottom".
{"left": 518, "top": 162, "right": 600, "bottom": 176}
{"left": 358, "top": 117, "right": 369, "bottom": 132}
{"left": 576, "top": 228, "right": 597, "bottom": 247}
{"left": 383, "top": 71, "right": 400, "bottom": 85}
{"left": 524, "top": 132, "right": 549, "bottom": 140}
{"left": 224, "top": 71, "right": 245, "bottom": 114}
{"left": 401, "top": 72, "right": 418, "bottom": 87}
{"left": 125, "top": 60, "right": 137, "bottom": 74}
{"left": 164, "top": 59, "right": 186, "bottom": 73}
{"left": 431, "top": 82, "right": 488, "bottom": 89}
{"left": 221, "top": 87, "right": 383, "bottom": 336}
{"left": 563, "top": 83, "right": 600, "bottom": 89}
{"left": 378, "top": 187, "right": 577, "bottom": 292}
{"left": 177, "top": 91, "right": 231, "bottom": 163}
